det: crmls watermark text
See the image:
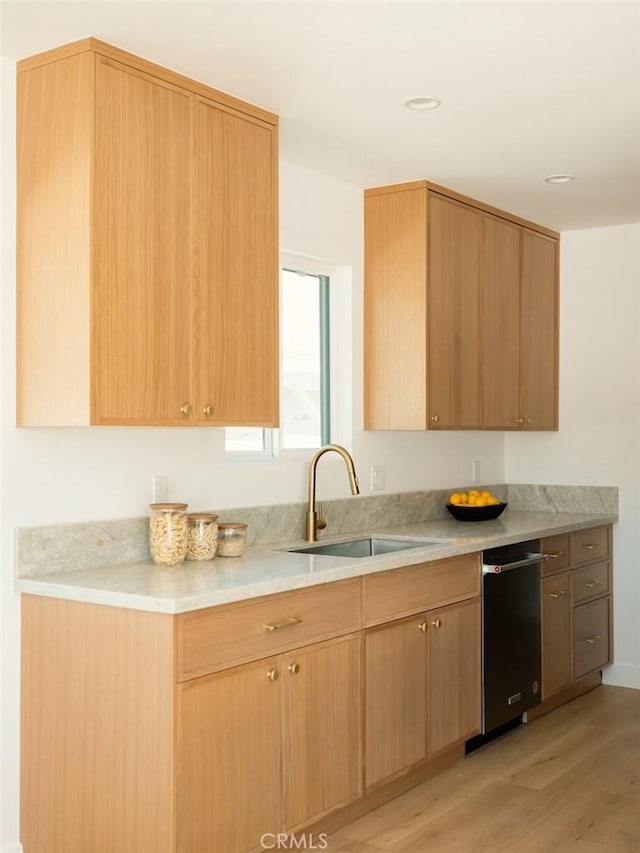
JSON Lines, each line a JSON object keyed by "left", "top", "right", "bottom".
{"left": 260, "top": 832, "right": 329, "bottom": 850}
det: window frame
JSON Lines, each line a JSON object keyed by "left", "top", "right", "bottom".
{"left": 225, "top": 253, "right": 341, "bottom": 461}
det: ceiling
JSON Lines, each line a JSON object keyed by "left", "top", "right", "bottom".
{"left": 2, "top": 0, "right": 639, "bottom": 231}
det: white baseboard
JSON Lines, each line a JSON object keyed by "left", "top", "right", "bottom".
{"left": 604, "top": 663, "right": 640, "bottom": 689}
{"left": 2, "top": 843, "right": 23, "bottom": 853}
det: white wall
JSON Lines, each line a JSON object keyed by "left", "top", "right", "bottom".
{"left": 506, "top": 223, "right": 640, "bottom": 688}
{"left": 0, "top": 59, "right": 505, "bottom": 851}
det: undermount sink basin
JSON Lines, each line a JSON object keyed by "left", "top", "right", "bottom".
{"left": 289, "top": 536, "right": 449, "bottom": 558}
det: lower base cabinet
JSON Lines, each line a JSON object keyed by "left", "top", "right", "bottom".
{"left": 365, "top": 598, "right": 481, "bottom": 789}
{"left": 365, "top": 616, "right": 429, "bottom": 788}
{"left": 428, "top": 599, "right": 482, "bottom": 757}
{"left": 179, "top": 657, "right": 282, "bottom": 853}
{"left": 540, "top": 526, "right": 613, "bottom": 702}
{"left": 179, "top": 635, "right": 362, "bottom": 852}
{"left": 18, "top": 552, "right": 492, "bottom": 853}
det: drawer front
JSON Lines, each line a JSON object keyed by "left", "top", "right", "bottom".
{"left": 178, "top": 578, "right": 361, "bottom": 680}
{"left": 572, "top": 561, "right": 610, "bottom": 606}
{"left": 572, "top": 526, "right": 610, "bottom": 567}
{"left": 541, "top": 534, "right": 571, "bottom": 575}
{"left": 364, "top": 553, "right": 480, "bottom": 626}
{"left": 572, "top": 597, "right": 610, "bottom": 679}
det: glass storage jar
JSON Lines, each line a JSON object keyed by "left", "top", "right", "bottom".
{"left": 216, "top": 522, "right": 248, "bottom": 557}
{"left": 149, "top": 503, "right": 188, "bottom": 566}
{"left": 185, "top": 512, "right": 219, "bottom": 561}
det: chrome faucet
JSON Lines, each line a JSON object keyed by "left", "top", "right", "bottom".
{"left": 306, "top": 444, "right": 360, "bottom": 542}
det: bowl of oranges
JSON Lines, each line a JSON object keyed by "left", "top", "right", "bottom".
{"left": 446, "top": 489, "right": 507, "bottom": 521}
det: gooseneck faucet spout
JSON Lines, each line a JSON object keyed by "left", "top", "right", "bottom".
{"left": 306, "top": 444, "right": 360, "bottom": 542}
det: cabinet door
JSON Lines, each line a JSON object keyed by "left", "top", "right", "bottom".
{"left": 364, "top": 186, "right": 428, "bottom": 430}
{"left": 93, "top": 58, "right": 193, "bottom": 425}
{"left": 193, "top": 97, "right": 279, "bottom": 427}
{"left": 481, "top": 215, "right": 521, "bottom": 428}
{"left": 541, "top": 573, "right": 572, "bottom": 699}
{"left": 428, "top": 598, "right": 481, "bottom": 756}
{"left": 520, "top": 230, "right": 558, "bottom": 430}
{"left": 428, "top": 194, "right": 482, "bottom": 428}
{"left": 282, "top": 635, "right": 362, "bottom": 830}
{"left": 365, "top": 616, "right": 428, "bottom": 788}
{"left": 178, "top": 658, "right": 282, "bottom": 853}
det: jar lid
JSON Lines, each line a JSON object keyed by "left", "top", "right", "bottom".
{"left": 218, "top": 522, "right": 248, "bottom": 530}
{"left": 185, "top": 512, "right": 219, "bottom": 521}
{"left": 149, "top": 502, "right": 188, "bottom": 511}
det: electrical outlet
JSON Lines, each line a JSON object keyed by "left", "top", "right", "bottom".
{"left": 371, "top": 465, "right": 386, "bottom": 492}
{"left": 472, "top": 460, "right": 480, "bottom": 484}
{"left": 152, "top": 474, "right": 169, "bottom": 503}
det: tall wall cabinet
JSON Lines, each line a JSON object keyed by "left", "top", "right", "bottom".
{"left": 17, "top": 39, "right": 279, "bottom": 426}
{"left": 364, "top": 181, "right": 559, "bottom": 431}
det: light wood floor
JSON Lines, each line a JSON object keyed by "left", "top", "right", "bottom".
{"left": 329, "top": 685, "right": 640, "bottom": 852}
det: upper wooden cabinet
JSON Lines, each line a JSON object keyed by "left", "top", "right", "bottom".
{"left": 364, "top": 181, "right": 559, "bottom": 431}
{"left": 17, "top": 39, "right": 279, "bottom": 426}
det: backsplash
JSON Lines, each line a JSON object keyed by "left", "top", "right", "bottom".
{"left": 506, "top": 484, "right": 617, "bottom": 514}
{"left": 15, "top": 483, "right": 617, "bottom": 578}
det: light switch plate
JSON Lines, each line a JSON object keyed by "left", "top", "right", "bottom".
{"left": 153, "top": 474, "right": 169, "bottom": 503}
{"left": 371, "top": 465, "right": 386, "bottom": 491}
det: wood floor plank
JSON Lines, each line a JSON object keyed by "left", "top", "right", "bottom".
{"left": 329, "top": 686, "right": 640, "bottom": 853}
{"left": 510, "top": 787, "right": 640, "bottom": 853}
{"left": 325, "top": 837, "right": 382, "bottom": 852}
{"left": 506, "top": 722, "right": 618, "bottom": 791}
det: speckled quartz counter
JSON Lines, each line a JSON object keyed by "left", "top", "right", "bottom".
{"left": 15, "top": 510, "right": 617, "bottom": 614}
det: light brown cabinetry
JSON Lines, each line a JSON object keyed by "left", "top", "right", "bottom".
{"left": 21, "top": 580, "right": 361, "bottom": 853}
{"left": 179, "top": 656, "right": 282, "bottom": 853}
{"left": 363, "top": 558, "right": 481, "bottom": 788}
{"left": 364, "top": 180, "right": 559, "bottom": 431}
{"left": 541, "top": 573, "right": 572, "bottom": 699}
{"left": 428, "top": 195, "right": 483, "bottom": 428}
{"left": 519, "top": 230, "right": 559, "bottom": 430}
{"left": 21, "top": 556, "right": 483, "bottom": 853}
{"left": 17, "top": 39, "right": 278, "bottom": 427}
{"left": 428, "top": 599, "right": 482, "bottom": 757}
{"left": 179, "top": 634, "right": 362, "bottom": 852}
{"left": 482, "top": 222, "right": 559, "bottom": 430}
{"left": 365, "top": 615, "right": 429, "bottom": 787}
{"left": 540, "top": 526, "right": 613, "bottom": 703}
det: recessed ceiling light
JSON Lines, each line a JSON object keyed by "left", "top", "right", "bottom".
{"left": 544, "top": 174, "right": 575, "bottom": 184}
{"left": 403, "top": 96, "right": 441, "bottom": 111}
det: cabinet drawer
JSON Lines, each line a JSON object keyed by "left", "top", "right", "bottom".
{"left": 363, "top": 553, "right": 480, "bottom": 626}
{"left": 572, "top": 561, "right": 610, "bottom": 606}
{"left": 178, "top": 579, "right": 361, "bottom": 680}
{"left": 541, "top": 534, "right": 571, "bottom": 575}
{"left": 572, "top": 597, "right": 610, "bottom": 679}
{"left": 572, "top": 526, "right": 610, "bottom": 567}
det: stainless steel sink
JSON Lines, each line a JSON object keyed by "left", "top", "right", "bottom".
{"left": 288, "top": 536, "right": 448, "bottom": 558}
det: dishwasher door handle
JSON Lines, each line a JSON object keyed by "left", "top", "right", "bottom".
{"left": 482, "top": 553, "right": 544, "bottom": 574}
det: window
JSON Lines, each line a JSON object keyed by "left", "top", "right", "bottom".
{"left": 225, "top": 257, "right": 334, "bottom": 455}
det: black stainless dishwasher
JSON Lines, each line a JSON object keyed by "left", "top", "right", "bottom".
{"left": 475, "top": 539, "right": 544, "bottom": 740}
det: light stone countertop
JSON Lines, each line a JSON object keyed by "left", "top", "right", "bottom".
{"left": 14, "top": 510, "right": 617, "bottom": 614}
